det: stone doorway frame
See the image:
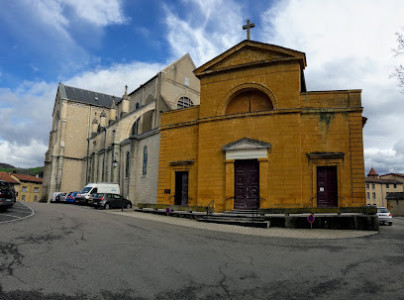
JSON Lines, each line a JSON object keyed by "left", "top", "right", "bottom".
{"left": 222, "top": 138, "right": 271, "bottom": 211}
{"left": 307, "top": 152, "right": 344, "bottom": 207}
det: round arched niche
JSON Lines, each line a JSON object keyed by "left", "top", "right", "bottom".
{"left": 225, "top": 89, "right": 273, "bottom": 115}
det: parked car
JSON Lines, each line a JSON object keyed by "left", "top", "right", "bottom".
{"left": 76, "top": 183, "right": 120, "bottom": 203}
{"left": 74, "top": 193, "right": 94, "bottom": 206}
{"left": 50, "top": 192, "right": 63, "bottom": 203}
{"left": 86, "top": 193, "right": 98, "bottom": 206}
{"left": 55, "top": 193, "right": 67, "bottom": 203}
{"left": 92, "top": 193, "right": 132, "bottom": 209}
{"left": 65, "top": 191, "right": 79, "bottom": 203}
{"left": 377, "top": 207, "right": 393, "bottom": 226}
{"left": 0, "top": 180, "right": 16, "bottom": 211}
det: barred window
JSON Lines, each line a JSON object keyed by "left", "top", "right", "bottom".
{"left": 177, "top": 97, "right": 194, "bottom": 109}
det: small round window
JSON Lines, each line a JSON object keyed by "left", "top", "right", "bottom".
{"left": 177, "top": 97, "right": 194, "bottom": 109}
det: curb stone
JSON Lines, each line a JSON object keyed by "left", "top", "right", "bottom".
{"left": 104, "top": 209, "right": 379, "bottom": 240}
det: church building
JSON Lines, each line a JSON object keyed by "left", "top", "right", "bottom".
{"left": 157, "top": 40, "right": 366, "bottom": 211}
{"left": 42, "top": 54, "right": 200, "bottom": 202}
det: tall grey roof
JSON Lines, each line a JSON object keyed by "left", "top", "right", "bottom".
{"left": 58, "top": 83, "right": 122, "bottom": 107}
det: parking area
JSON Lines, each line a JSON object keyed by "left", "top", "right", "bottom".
{"left": 0, "top": 201, "right": 34, "bottom": 224}
{"left": 1, "top": 202, "right": 403, "bottom": 299}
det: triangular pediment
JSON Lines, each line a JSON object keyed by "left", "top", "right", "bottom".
{"left": 194, "top": 40, "right": 306, "bottom": 78}
{"left": 222, "top": 137, "right": 271, "bottom": 152}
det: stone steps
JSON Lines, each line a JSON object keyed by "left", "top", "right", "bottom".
{"left": 197, "top": 214, "right": 270, "bottom": 228}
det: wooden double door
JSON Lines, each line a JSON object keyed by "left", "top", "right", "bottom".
{"left": 317, "top": 166, "right": 338, "bottom": 207}
{"left": 234, "top": 160, "right": 260, "bottom": 210}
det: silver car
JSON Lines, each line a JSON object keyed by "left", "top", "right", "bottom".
{"left": 377, "top": 207, "right": 392, "bottom": 226}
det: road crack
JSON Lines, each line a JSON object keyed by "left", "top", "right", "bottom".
{"left": 218, "top": 263, "right": 231, "bottom": 299}
{"left": 0, "top": 242, "right": 23, "bottom": 276}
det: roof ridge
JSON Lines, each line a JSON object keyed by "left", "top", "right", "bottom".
{"left": 62, "top": 84, "right": 121, "bottom": 99}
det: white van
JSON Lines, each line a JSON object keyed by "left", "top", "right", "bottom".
{"left": 77, "top": 183, "right": 120, "bottom": 200}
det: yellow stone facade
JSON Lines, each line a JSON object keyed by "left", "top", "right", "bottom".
{"left": 10, "top": 174, "right": 42, "bottom": 202}
{"left": 157, "top": 41, "right": 366, "bottom": 211}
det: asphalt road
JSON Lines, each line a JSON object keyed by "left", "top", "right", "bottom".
{"left": 0, "top": 202, "right": 403, "bottom": 300}
{"left": 0, "top": 202, "right": 34, "bottom": 224}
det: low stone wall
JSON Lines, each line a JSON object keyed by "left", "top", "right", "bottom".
{"left": 270, "top": 215, "right": 379, "bottom": 231}
{"left": 137, "top": 203, "right": 379, "bottom": 230}
{"left": 388, "top": 199, "right": 404, "bottom": 216}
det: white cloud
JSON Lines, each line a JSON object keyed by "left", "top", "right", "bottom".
{"left": 30, "top": 0, "right": 69, "bottom": 34}
{"left": 164, "top": 0, "right": 243, "bottom": 66}
{"left": 0, "top": 82, "right": 55, "bottom": 146}
{"left": 0, "top": 0, "right": 128, "bottom": 77}
{"left": 0, "top": 139, "right": 48, "bottom": 169}
{"left": 66, "top": 61, "right": 164, "bottom": 97}
{"left": 64, "top": 0, "right": 127, "bottom": 26}
{"left": 27, "top": 0, "right": 126, "bottom": 31}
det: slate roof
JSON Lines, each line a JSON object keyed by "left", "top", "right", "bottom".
{"left": 365, "top": 176, "right": 402, "bottom": 184}
{"left": 59, "top": 83, "right": 122, "bottom": 108}
{"left": 381, "top": 173, "right": 404, "bottom": 179}
{"left": 0, "top": 171, "right": 19, "bottom": 184}
{"left": 11, "top": 173, "right": 42, "bottom": 183}
{"left": 386, "top": 192, "right": 404, "bottom": 200}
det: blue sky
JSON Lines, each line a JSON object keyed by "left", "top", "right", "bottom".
{"left": 0, "top": 0, "right": 404, "bottom": 175}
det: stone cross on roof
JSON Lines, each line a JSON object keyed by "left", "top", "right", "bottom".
{"left": 242, "top": 19, "right": 255, "bottom": 40}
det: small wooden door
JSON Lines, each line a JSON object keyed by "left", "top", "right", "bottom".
{"left": 175, "top": 172, "right": 189, "bottom": 206}
{"left": 317, "top": 166, "right": 338, "bottom": 207}
{"left": 234, "top": 160, "right": 259, "bottom": 210}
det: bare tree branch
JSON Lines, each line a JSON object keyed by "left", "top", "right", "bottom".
{"left": 391, "top": 32, "right": 404, "bottom": 92}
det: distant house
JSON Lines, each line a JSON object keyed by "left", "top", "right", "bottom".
{"left": 0, "top": 171, "right": 19, "bottom": 187}
{"left": 10, "top": 173, "right": 43, "bottom": 202}
{"left": 385, "top": 192, "right": 404, "bottom": 216}
{"left": 365, "top": 168, "right": 403, "bottom": 207}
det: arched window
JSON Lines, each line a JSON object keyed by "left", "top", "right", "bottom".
{"left": 226, "top": 89, "right": 273, "bottom": 115}
{"left": 125, "top": 151, "right": 130, "bottom": 177}
{"left": 177, "top": 97, "right": 194, "bottom": 109}
{"left": 131, "top": 119, "right": 139, "bottom": 136}
{"left": 142, "top": 146, "right": 148, "bottom": 176}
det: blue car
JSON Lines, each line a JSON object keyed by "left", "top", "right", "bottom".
{"left": 65, "top": 192, "right": 79, "bottom": 203}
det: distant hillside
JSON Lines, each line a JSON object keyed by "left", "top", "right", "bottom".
{"left": 0, "top": 163, "right": 14, "bottom": 169}
{"left": 0, "top": 163, "right": 44, "bottom": 178}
